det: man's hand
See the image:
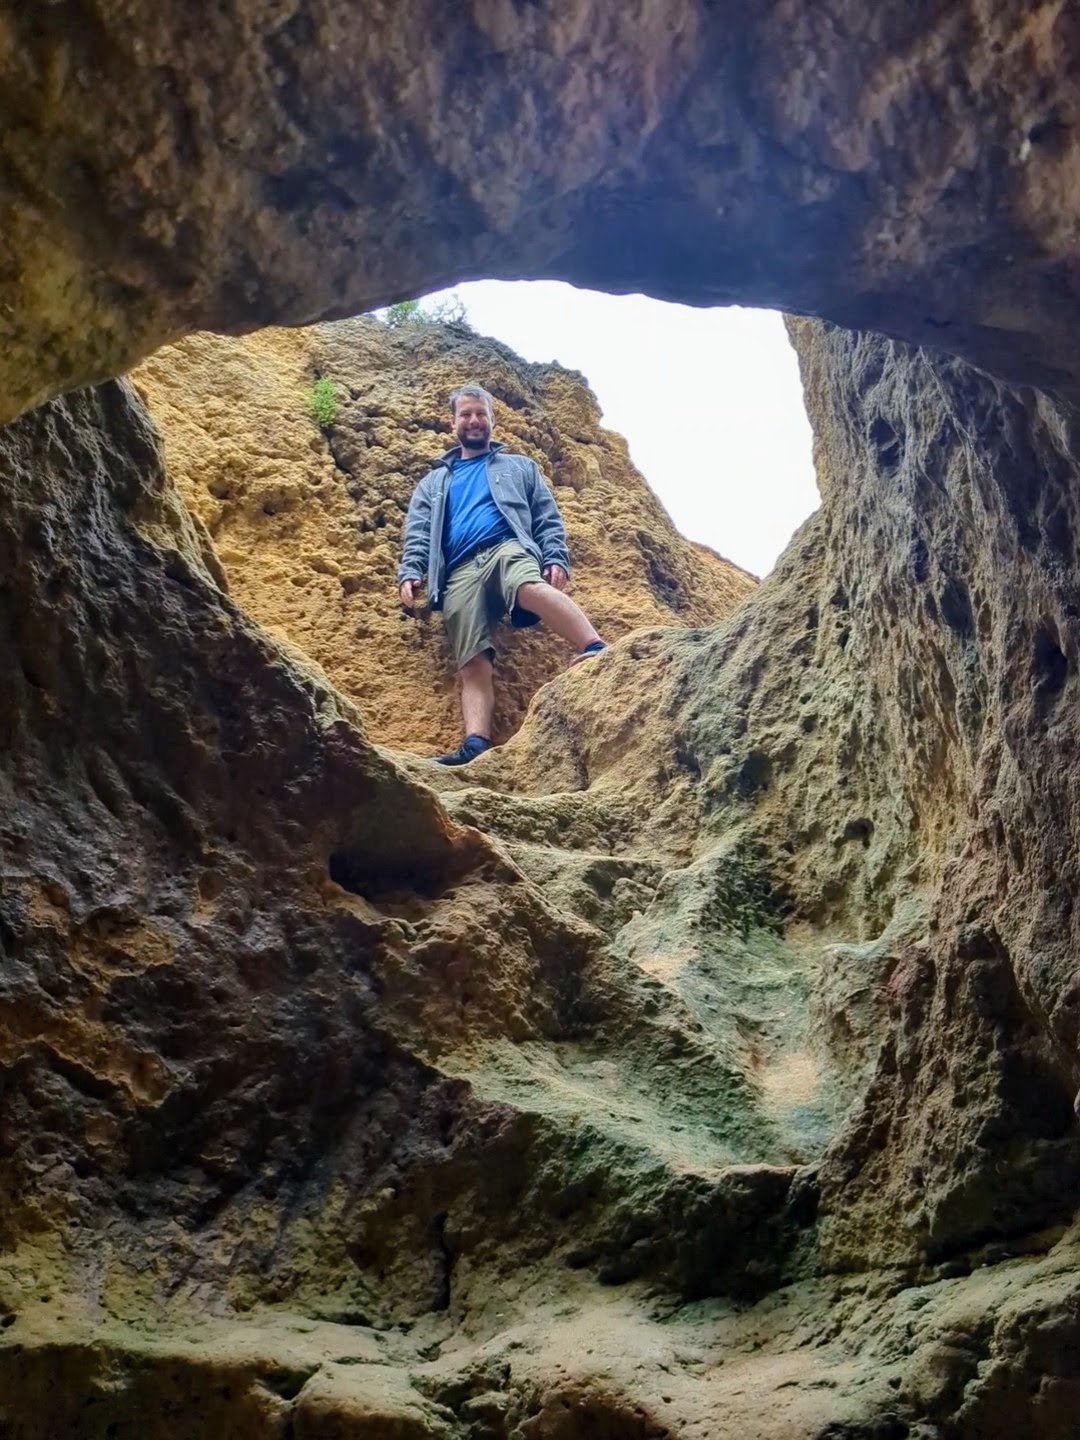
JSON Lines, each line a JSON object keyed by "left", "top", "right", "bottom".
{"left": 399, "top": 579, "right": 420, "bottom": 610}
{"left": 543, "top": 564, "right": 568, "bottom": 591}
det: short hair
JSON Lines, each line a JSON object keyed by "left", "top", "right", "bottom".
{"left": 448, "top": 385, "right": 494, "bottom": 417}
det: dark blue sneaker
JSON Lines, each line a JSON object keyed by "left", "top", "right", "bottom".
{"left": 571, "top": 639, "right": 607, "bottom": 665}
{"left": 432, "top": 734, "right": 493, "bottom": 767}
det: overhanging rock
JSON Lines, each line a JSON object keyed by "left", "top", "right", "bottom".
{"left": 3, "top": 0, "right": 1080, "bottom": 420}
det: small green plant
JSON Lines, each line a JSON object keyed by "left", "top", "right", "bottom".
{"left": 306, "top": 376, "right": 341, "bottom": 426}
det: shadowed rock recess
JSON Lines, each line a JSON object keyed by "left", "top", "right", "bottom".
{"left": 4, "top": 3, "right": 1080, "bottom": 1438}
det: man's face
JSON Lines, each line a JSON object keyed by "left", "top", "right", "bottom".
{"left": 453, "top": 395, "right": 493, "bottom": 450}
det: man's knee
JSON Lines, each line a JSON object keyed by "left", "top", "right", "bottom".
{"left": 515, "top": 581, "right": 542, "bottom": 607}
{"left": 458, "top": 650, "right": 493, "bottom": 678}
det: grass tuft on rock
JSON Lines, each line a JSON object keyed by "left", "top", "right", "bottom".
{"left": 306, "top": 375, "right": 341, "bottom": 426}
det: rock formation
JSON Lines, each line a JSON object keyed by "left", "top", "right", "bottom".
{"left": 6, "top": 327, "right": 1080, "bottom": 1436}
{"left": 5, "top": 2, "right": 1080, "bottom": 422}
{"left": 489, "top": 315, "right": 1080, "bottom": 1279}
{"left": 4, "top": 2, "right": 1080, "bottom": 1436}
{"left": 130, "top": 319, "right": 755, "bottom": 752}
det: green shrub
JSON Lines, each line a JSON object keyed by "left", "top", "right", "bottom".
{"left": 384, "top": 299, "right": 422, "bottom": 327}
{"left": 306, "top": 376, "right": 341, "bottom": 426}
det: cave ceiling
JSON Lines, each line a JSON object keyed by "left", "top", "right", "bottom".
{"left": 2, "top": 0, "right": 1079, "bottom": 421}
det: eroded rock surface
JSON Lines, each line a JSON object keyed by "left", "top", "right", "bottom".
{"left": 5, "top": 3, "right": 1080, "bottom": 1433}
{"left": 5, "top": 2, "right": 1080, "bottom": 422}
{"left": 130, "top": 319, "right": 754, "bottom": 752}
{"left": 487, "top": 317, "right": 1080, "bottom": 1269}
{"left": 0, "top": 374, "right": 843, "bottom": 1436}
{"left": 4, "top": 312, "right": 1080, "bottom": 1434}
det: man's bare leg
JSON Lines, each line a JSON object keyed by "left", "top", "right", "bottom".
{"left": 459, "top": 651, "right": 495, "bottom": 739}
{"left": 516, "top": 582, "right": 602, "bottom": 653}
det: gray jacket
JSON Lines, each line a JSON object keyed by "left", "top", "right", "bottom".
{"left": 397, "top": 442, "right": 571, "bottom": 612}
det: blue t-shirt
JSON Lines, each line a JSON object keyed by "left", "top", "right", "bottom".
{"left": 442, "top": 454, "right": 513, "bottom": 573}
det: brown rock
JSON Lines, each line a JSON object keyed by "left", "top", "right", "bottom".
{"left": 5, "top": 2, "right": 1080, "bottom": 422}
{"left": 8, "top": 339, "right": 1080, "bottom": 1435}
{"left": 0, "top": 375, "right": 829, "bottom": 1435}
{"left": 7, "top": 1, "right": 1080, "bottom": 1434}
{"left": 488, "top": 316, "right": 1080, "bottom": 1285}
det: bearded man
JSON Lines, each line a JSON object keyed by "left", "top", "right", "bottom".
{"left": 397, "top": 384, "right": 606, "bottom": 765}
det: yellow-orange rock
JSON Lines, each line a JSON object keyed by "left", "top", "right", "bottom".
{"left": 132, "top": 318, "right": 756, "bottom": 751}
{"left": 7, "top": 326, "right": 1080, "bottom": 1440}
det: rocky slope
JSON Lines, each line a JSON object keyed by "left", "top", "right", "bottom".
{"left": 5, "top": 317, "right": 1080, "bottom": 1436}
{"left": 0, "top": 368, "right": 836, "bottom": 1437}
{"left": 479, "top": 316, "right": 1080, "bottom": 1277}
{"left": 130, "top": 319, "right": 755, "bottom": 752}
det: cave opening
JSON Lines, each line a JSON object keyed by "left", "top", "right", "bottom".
{"left": 391, "top": 280, "right": 820, "bottom": 581}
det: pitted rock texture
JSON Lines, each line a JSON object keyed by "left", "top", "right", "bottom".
{"left": 5, "top": 333, "right": 1080, "bottom": 1434}
{"left": 478, "top": 317, "right": 1080, "bottom": 1284}
{"left": 6, "top": 1, "right": 1080, "bottom": 423}
{"left": 0, "top": 376, "right": 841, "bottom": 1436}
{"left": 6, "top": 2, "right": 1080, "bottom": 1428}
{"left": 785, "top": 320, "right": 1080, "bottom": 1273}
{"left": 131, "top": 318, "right": 755, "bottom": 752}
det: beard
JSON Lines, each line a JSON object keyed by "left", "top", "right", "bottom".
{"left": 458, "top": 423, "right": 490, "bottom": 448}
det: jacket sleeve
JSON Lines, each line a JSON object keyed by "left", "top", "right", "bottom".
{"left": 397, "top": 475, "right": 432, "bottom": 584}
{"left": 526, "top": 462, "right": 571, "bottom": 572}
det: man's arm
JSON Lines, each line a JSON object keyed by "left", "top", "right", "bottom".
{"left": 397, "top": 476, "right": 433, "bottom": 605}
{"left": 525, "top": 462, "right": 571, "bottom": 578}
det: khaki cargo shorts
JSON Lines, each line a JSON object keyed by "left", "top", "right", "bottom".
{"left": 442, "top": 539, "right": 543, "bottom": 670}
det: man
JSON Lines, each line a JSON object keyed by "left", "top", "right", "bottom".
{"left": 397, "top": 384, "right": 606, "bottom": 765}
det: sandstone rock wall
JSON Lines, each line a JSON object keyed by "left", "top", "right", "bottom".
{"left": 487, "top": 317, "right": 1080, "bottom": 1284}
{"left": 788, "top": 321, "right": 1080, "bottom": 1274}
{"left": 0, "top": 371, "right": 873, "bottom": 1438}
{"left": 131, "top": 318, "right": 755, "bottom": 751}
{"left": 7, "top": 2, "right": 1080, "bottom": 1434}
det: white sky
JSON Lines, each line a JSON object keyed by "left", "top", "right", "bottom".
{"left": 424, "top": 280, "right": 819, "bottom": 578}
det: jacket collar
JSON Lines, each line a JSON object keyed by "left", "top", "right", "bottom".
{"left": 434, "top": 440, "right": 505, "bottom": 471}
